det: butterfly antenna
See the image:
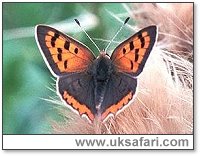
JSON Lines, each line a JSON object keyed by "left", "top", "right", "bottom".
{"left": 104, "top": 17, "right": 130, "bottom": 52}
{"left": 74, "top": 19, "right": 101, "bottom": 52}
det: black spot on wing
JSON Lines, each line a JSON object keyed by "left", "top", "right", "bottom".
{"left": 51, "top": 33, "right": 59, "bottom": 41}
{"left": 54, "top": 33, "right": 59, "bottom": 38}
{"left": 51, "top": 41, "right": 55, "bottom": 47}
{"left": 135, "top": 49, "right": 139, "bottom": 62}
{"left": 51, "top": 33, "right": 60, "bottom": 47}
{"left": 74, "top": 48, "right": 78, "bottom": 54}
{"left": 64, "top": 41, "right": 70, "bottom": 50}
{"left": 57, "top": 53, "right": 62, "bottom": 61}
{"left": 140, "top": 38, "right": 145, "bottom": 48}
{"left": 130, "top": 41, "right": 134, "bottom": 50}
{"left": 51, "top": 36, "right": 57, "bottom": 42}
{"left": 64, "top": 60, "right": 68, "bottom": 69}
{"left": 123, "top": 48, "right": 126, "bottom": 54}
{"left": 57, "top": 48, "right": 62, "bottom": 53}
{"left": 130, "top": 60, "right": 133, "bottom": 70}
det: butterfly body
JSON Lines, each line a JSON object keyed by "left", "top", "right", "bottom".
{"left": 35, "top": 23, "right": 157, "bottom": 122}
{"left": 88, "top": 52, "right": 113, "bottom": 82}
{"left": 88, "top": 53, "right": 115, "bottom": 116}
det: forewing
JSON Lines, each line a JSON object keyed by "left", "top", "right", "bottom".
{"left": 111, "top": 26, "right": 157, "bottom": 76}
{"left": 35, "top": 25, "right": 95, "bottom": 76}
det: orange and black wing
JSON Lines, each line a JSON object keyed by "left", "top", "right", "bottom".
{"left": 100, "top": 26, "right": 157, "bottom": 120}
{"left": 35, "top": 25, "right": 95, "bottom": 76}
{"left": 58, "top": 73, "right": 96, "bottom": 121}
{"left": 35, "top": 25, "right": 96, "bottom": 122}
{"left": 111, "top": 26, "right": 157, "bottom": 76}
{"left": 100, "top": 73, "right": 137, "bottom": 121}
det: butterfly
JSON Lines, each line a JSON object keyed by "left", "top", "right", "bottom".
{"left": 35, "top": 19, "right": 157, "bottom": 122}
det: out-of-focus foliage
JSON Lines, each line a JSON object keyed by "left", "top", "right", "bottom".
{"left": 3, "top": 2, "right": 134, "bottom": 134}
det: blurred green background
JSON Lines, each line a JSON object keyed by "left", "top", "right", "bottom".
{"left": 3, "top": 2, "right": 135, "bottom": 134}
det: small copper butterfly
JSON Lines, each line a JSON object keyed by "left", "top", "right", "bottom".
{"left": 35, "top": 18, "right": 157, "bottom": 122}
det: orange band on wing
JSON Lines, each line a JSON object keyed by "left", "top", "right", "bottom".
{"left": 101, "top": 92, "right": 133, "bottom": 121}
{"left": 63, "top": 91, "right": 95, "bottom": 121}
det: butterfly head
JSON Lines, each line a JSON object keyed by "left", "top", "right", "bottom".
{"left": 88, "top": 50, "right": 113, "bottom": 82}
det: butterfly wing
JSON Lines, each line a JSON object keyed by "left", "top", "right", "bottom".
{"left": 36, "top": 25, "right": 97, "bottom": 121}
{"left": 111, "top": 26, "right": 157, "bottom": 76}
{"left": 35, "top": 25, "right": 95, "bottom": 76}
{"left": 100, "top": 26, "right": 157, "bottom": 121}
{"left": 100, "top": 73, "right": 137, "bottom": 121}
{"left": 58, "top": 73, "right": 96, "bottom": 121}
